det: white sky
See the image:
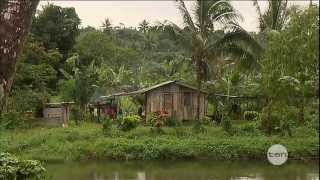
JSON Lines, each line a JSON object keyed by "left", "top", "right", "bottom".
{"left": 38, "top": 1, "right": 316, "bottom": 32}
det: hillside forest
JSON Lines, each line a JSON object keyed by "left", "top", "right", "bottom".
{"left": 0, "top": 1, "right": 319, "bottom": 135}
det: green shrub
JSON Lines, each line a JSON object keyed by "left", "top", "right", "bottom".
{"left": 118, "top": 115, "right": 141, "bottom": 131}
{"left": 201, "top": 116, "right": 212, "bottom": 125}
{"left": 71, "top": 106, "right": 81, "bottom": 124}
{"left": 150, "top": 127, "right": 165, "bottom": 134}
{"left": 293, "top": 126, "right": 318, "bottom": 138}
{"left": 8, "top": 88, "right": 47, "bottom": 117}
{"left": 305, "top": 111, "right": 319, "bottom": 131}
{"left": 173, "top": 127, "right": 188, "bottom": 137}
{"left": 18, "top": 160, "right": 46, "bottom": 179}
{"left": 243, "top": 111, "right": 259, "bottom": 121}
{"left": 165, "top": 117, "right": 180, "bottom": 127}
{"left": 234, "top": 122, "right": 261, "bottom": 136}
{"left": 192, "top": 121, "right": 206, "bottom": 134}
{"left": 0, "top": 112, "right": 25, "bottom": 130}
{"left": 119, "top": 96, "right": 139, "bottom": 115}
{"left": 102, "top": 118, "right": 112, "bottom": 135}
{"left": 222, "top": 117, "right": 233, "bottom": 135}
{"left": 146, "top": 112, "right": 157, "bottom": 125}
{"left": 261, "top": 104, "right": 298, "bottom": 135}
{"left": 0, "top": 153, "right": 46, "bottom": 179}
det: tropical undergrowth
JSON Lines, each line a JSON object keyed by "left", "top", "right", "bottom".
{"left": 0, "top": 122, "right": 318, "bottom": 162}
{"left": 0, "top": 152, "right": 46, "bottom": 180}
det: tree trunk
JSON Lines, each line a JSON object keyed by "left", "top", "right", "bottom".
{"left": 196, "top": 59, "right": 202, "bottom": 121}
{"left": 196, "top": 79, "right": 202, "bottom": 121}
{"left": 0, "top": 85, "right": 8, "bottom": 114}
{"left": 0, "top": 0, "right": 39, "bottom": 114}
{"left": 265, "top": 96, "right": 273, "bottom": 136}
{"left": 298, "top": 80, "right": 305, "bottom": 124}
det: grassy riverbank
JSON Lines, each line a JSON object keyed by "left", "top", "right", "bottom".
{"left": 0, "top": 123, "right": 318, "bottom": 162}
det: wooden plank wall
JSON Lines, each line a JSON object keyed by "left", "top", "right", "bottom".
{"left": 145, "top": 83, "right": 207, "bottom": 121}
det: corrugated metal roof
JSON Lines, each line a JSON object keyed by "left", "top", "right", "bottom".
{"left": 175, "top": 81, "right": 208, "bottom": 93}
{"left": 130, "top": 80, "right": 177, "bottom": 94}
{"left": 44, "top": 102, "right": 74, "bottom": 107}
{"left": 102, "top": 80, "right": 208, "bottom": 99}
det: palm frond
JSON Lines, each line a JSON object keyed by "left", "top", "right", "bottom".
{"left": 176, "top": 0, "right": 196, "bottom": 32}
{"left": 213, "top": 11, "right": 240, "bottom": 25}
{"left": 252, "top": 0, "right": 265, "bottom": 25}
{"left": 208, "top": 0, "right": 242, "bottom": 26}
{"left": 254, "top": 0, "right": 289, "bottom": 31}
{"left": 271, "top": 0, "right": 280, "bottom": 29}
{"left": 206, "top": 27, "right": 262, "bottom": 71}
{"left": 216, "top": 27, "right": 263, "bottom": 56}
{"left": 277, "top": 0, "right": 289, "bottom": 30}
{"left": 221, "top": 43, "right": 260, "bottom": 70}
{"left": 194, "top": 0, "right": 217, "bottom": 34}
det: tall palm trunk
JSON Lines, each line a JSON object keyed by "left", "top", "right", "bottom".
{"left": 0, "top": 0, "right": 39, "bottom": 114}
{"left": 298, "top": 97, "right": 305, "bottom": 123}
{"left": 173, "top": 0, "right": 260, "bottom": 121}
{"left": 196, "top": 59, "right": 202, "bottom": 121}
{"left": 265, "top": 96, "right": 273, "bottom": 136}
{"left": 298, "top": 79, "right": 305, "bottom": 123}
{"left": 196, "top": 80, "right": 202, "bottom": 121}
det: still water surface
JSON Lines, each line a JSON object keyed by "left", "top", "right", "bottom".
{"left": 47, "top": 160, "right": 319, "bottom": 180}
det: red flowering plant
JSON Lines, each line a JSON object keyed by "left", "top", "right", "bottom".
{"left": 148, "top": 109, "right": 169, "bottom": 132}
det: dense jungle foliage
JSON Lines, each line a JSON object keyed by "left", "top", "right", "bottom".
{"left": 0, "top": 2, "right": 318, "bottom": 170}
{"left": 0, "top": 1, "right": 319, "bottom": 140}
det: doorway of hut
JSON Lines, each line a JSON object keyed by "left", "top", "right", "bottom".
{"left": 183, "top": 92, "right": 192, "bottom": 120}
{"left": 163, "top": 93, "right": 173, "bottom": 117}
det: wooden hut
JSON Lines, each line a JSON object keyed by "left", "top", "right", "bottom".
{"left": 43, "top": 102, "right": 73, "bottom": 127}
{"left": 105, "top": 80, "right": 208, "bottom": 121}
{"left": 143, "top": 81, "right": 207, "bottom": 121}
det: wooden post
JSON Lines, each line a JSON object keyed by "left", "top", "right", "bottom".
{"left": 97, "top": 106, "right": 101, "bottom": 122}
{"left": 144, "top": 93, "right": 148, "bottom": 123}
{"left": 62, "top": 105, "right": 67, "bottom": 128}
{"left": 62, "top": 103, "right": 70, "bottom": 128}
{"left": 66, "top": 104, "right": 70, "bottom": 127}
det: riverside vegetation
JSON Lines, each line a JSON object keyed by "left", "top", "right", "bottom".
{"left": 0, "top": 153, "right": 46, "bottom": 179}
{"left": 0, "top": 119, "right": 318, "bottom": 162}
{"left": 0, "top": 1, "right": 318, "bottom": 178}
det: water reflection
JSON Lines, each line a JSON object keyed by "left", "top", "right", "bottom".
{"left": 46, "top": 160, "right": 319, "bottom": 180}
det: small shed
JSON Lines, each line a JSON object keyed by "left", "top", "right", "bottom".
{"left": 43, "top": 102, "right": 73, "bottom": 127}
{"left": 143, "top": 81, "right": 208, "bottom": 121}
{"left": 89, "top": 97, "right": 118, "bottom": 121}
{"left": 104, "top": 80, "right": 208, "bottom": 121}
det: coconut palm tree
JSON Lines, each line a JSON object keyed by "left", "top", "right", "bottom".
{"left": 252, "top": 0, "right": 290, "bottom": 32}
{"left": 102, "top": 18, "right": 112, "bottom": 34}
{"left": 170, "top": 0, "right": 262, "bottom": 120}
{"left": 138, "top": 19, "right": 150, "bottom": 33}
